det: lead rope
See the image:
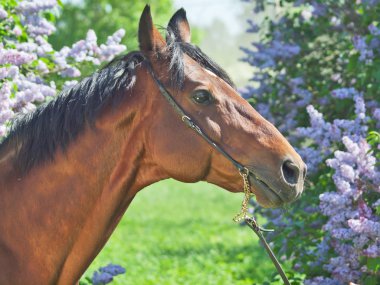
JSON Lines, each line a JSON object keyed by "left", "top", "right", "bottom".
{"left": 233, "top": 169, "right": 291, "bottom": 285}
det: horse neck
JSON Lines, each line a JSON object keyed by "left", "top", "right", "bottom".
{"left": 0, "top": 68, "right": 168, "bottom": 284}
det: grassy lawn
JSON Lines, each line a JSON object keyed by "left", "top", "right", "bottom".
{"left": 82, "top": 179, "right": 274, "bottom": 284}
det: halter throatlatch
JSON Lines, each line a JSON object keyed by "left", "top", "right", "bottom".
{"left": 147, "top": 61, "right": 290, "bottom": 285}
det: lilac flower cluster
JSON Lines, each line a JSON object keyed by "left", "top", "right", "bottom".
{"left": 353, "top": 35, "right": 374, "bottom": 64}
{"left": 241, "top": 1, "right": 380, "bottom": 284}
{"left": 251, "top": 95, "right": 379, "bottom": 284}
{"left": 0, "top": 6, "right": 8, "bottom": 19}
{"left": 241, "top": 40, "right": 300, "bottom": 69}
{"left": 318, "top": 136, "right": 379, "bottom": 283}
{"left": 0, "top": 0, "right": 126, "bottom": 138}
{"left": 352, "top": 23, "right": 380, "bottom": 65}
{"left": 292, "top": 96, "right": 378, "bottom": 284}
{"left": 92, "top": 263, "right": 126, "bottom": 285}
{"left": 0, "top": 45, "right": 37, "bottom": 66}
{"left": 297, "top": 93, "right": 368, "bottom": 172}
{"left": 54, "top": 29, "right": 126, "bottom": 77}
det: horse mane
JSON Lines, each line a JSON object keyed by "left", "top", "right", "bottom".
{"left": 0, "top": 30, "right": 234, "bottom": 174}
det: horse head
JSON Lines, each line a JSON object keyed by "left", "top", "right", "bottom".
{"left": 137, "top": 6, "right": 306, "bottom": 208}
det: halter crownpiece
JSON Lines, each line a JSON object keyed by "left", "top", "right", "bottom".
{"left": 146, "top": 61, "right": 290, "bottom": 285}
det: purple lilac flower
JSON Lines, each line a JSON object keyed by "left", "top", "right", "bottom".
{"left": 256, "top": 103, "right": 275, "bottom": 123}
{"left": 0, "top": 83, "right": 14, "bottom": 127}
{"left": 362, "top": 0, "right": 380, "bottom": 7}
{"left": 297, "top": 147, "right": 323, "bottom": 173}
{"left": 242, "top": 39, "right": 300, "bottom": 69}
{"left": 304, "top": 276, "right": 341, "bottom": 285}
{"left": 368, "top": 24, "right": 380, "bottom": 36}
{"left": 354, "top": 95, "right": 366, "bottom": 120}
{"left": 373, "top": 108, "right": 380, "bottom": 129}
{"left": 24, "top": 15, "right": 56, "bottom": 36}
{"left": 60, "top": 67, "right": 81, "bottom": 78}
{"left": 319, "top": 135, "right": 379, "bottom": 282}
{"left": 91, "top": 264, "right": 126, "bottom": 285}
{"left": 99, "top": 29, "right": 126, "bottom": 62}
{"left": 0, "top": 66, "right": 19, "bottom": 80}
{"left": 36, "top": 60, "right": 49, "bottom": 74}
{"left": 12, "top": 26, "right": 22, "bottom": 36}
{"left": 17, "top": 0, "right": 57, "bottom": 15}
{"left": 62, "top": 80, "right": 78, "bottom": 91}
{"left": 99, "top": 263, "right": 126, "bottom": 276}
{"left": 311, "top": 2, "right": 327, "bottom": 17}
{"left": 242, "top": 1, "right": 380, "bottom": 284}
{"left": 92, "top": 271, "right": 113, "bottom": 285}
{"left": 0, "top": 0, "right": 127, "bottom": 138}
{"left": 353, "top": 35, "right": 374, "bottom": 63}
{"left": 294, "top": 88, "right": 312, "bottom": 107}
{"left": 363, "top": 243, "right": 380, "bottom": 257}
{"left": 348, "top": 217, "right": 380, "bottom": 238}
{"left": 0, "top": 6, "right": 8, "bottom": 19}
{"left": 294, "top": 93, "right": 378, "bottom": 284}
{"left": 0, "top": 47, "right": 37, "bottom": 66}
{"left": 35, "top": 36, "right": 53, "bottom": 56}
{"left": 297, "top": 105, "right": 335, "bottom": 155}
{"left": 15, "top": 42, "right": 38, "bottom": 53}
{"left": 331, "top": 87, "right": 359, "bottom": 99}
{"left": 246, "top": 19, "right": 259, "bottom": 33}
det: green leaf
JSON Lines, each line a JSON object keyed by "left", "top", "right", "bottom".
{"left": 367, "top": 257, "right": 380, "bottom": 271}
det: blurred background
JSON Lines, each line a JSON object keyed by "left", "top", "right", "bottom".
{"left": 57, "top": 0, "right": 259, "bottom": 86}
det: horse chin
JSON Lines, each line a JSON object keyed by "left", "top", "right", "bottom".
{"left": 248, "top": 176, "right": 284, "bottom": 208}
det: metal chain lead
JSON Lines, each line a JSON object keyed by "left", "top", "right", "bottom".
{"left": 232, "top": 170, "right": 291, "bottom": 285}
{"left": 233, "top": 170, "right": 252, "bottom": 223}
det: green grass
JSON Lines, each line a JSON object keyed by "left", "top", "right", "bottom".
{"left": 82, "top": 179, "right": 274, "bottom": 284}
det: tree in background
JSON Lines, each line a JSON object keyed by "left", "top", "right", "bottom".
{"left": 0, "top": 0, "right": 128, "bottom": 137}
{"left": 241, "top": 0, "right": 380, "bottom": 284}
{"left": 50, "top": 0, "right": 174, "bottom": 50}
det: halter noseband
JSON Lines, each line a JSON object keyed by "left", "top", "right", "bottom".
{"left": 146, "top": 61, "right": 290, "bottom": 285}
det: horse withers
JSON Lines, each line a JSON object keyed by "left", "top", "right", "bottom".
{"left": 0, "top": 6, "right": 306, "bottom": 284}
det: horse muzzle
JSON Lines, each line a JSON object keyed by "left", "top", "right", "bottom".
{"left": 248, "top": 160, "right": 306, "bottom": 208}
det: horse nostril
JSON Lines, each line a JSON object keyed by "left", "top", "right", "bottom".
{"left": 281, "top": 160, "right": 299, "bottom": 185}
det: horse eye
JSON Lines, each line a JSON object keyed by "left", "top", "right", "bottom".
{"left": 191, "top": 90, "right": 213, "bottom": 105}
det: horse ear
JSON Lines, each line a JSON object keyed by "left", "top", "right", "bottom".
{"left": 167, "top": 8, "right": 191, "bottom": 43}
{"left": 138, "top": 5, "right": 166, "bottom": 53}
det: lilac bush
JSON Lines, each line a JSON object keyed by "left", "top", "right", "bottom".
{"left": 242, "top": 1, "right": 380, "bottom": 284}
{"left": 91, "top": 264, "right": 126, "bottom": 285}
{"left": 0, "top": 0, "right": 126, "bottom": 138}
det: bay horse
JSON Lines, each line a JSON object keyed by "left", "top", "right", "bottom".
{"left": 0, "top": 6, "right": 306, "bottom": 284}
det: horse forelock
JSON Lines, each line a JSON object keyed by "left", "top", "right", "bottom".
{"left": 165, "top": 27, "right": 236, "bottom": 90}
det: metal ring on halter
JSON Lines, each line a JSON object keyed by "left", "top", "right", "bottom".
{"left": 239, "top": 167, "right": 250, "bottom": 177}
{"left": 181, "top": 115, "right": 191, "bottom": 122}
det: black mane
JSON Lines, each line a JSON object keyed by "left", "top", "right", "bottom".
{"left": 0, "top": 34, "right": 235, "bottom": 174}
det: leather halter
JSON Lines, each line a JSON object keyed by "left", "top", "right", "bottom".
{"left": 146, "top": 61, "right": 291, "bottom": 285}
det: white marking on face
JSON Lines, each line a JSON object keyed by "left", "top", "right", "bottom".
{"left": 204, "top": 68, "right": 218, "bottom": 78}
